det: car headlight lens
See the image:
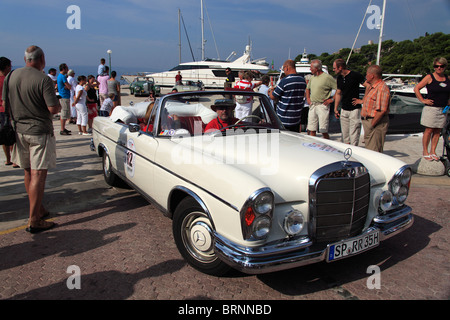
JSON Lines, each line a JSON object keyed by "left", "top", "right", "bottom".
{"left": 378, "top": 166, "right": 412, "bottom": 213}
{"left": 397, "top": 186, "right": 408, "bottom": 204}
{"left": 379, "top": 190, "right": 393, "bottom": 212}
{"left": 400, "top": 168, "right": 412, "bottom": 186}
{"left": 284, "top": 210, "right": 305, "bottom": 236}
{"left": 241, "top": 189, "right": 274, "bottom": 240}
{"left": 254, "top": 192, "right": 273, "bottom": 215}
{"left": 253, "top": 216, "right": 271, "bottom": 239}
{"left": 386, "top": 166, "right": 412, "bottom": 209}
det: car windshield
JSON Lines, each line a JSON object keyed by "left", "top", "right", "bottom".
{"left": 153, "top": 91, "right": 283, "bottom": 137}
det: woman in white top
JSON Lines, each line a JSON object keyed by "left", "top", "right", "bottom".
{"left": 72, "top": 75, "right": 90, "bottom": 135}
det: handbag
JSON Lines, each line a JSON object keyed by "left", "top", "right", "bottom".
{"left": 0, "top": 70, "right": 16, "bottom": 146}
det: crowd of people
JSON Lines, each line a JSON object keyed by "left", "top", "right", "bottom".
{"left": 0, "top": 45, "right": 449, "bottom": 234}
{"left": 262, "top": 58, "right": 449, "bottom": 155}
{"left": 0, "top": 46, "right": 122, "bottom": 233}
{"left": 55, "top": 59, "right": 121, "bottom": 136}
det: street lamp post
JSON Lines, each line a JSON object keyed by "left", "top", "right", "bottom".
{"left": 107, "top": 49, "right": 112, "bottom": 76}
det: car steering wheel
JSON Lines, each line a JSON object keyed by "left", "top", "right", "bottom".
{"left": 235, "top": 115, "right": 262, "bottom": 124}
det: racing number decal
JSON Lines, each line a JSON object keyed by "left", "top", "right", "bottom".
{"left": 126, "top": 139, "right": 136, "bottom": 177}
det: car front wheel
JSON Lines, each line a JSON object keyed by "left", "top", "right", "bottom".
{"left": 173, "top": 197, "right": 231, "bottom": 276}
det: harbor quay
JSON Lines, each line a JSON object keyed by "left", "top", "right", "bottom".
{"left": 0, "top": 89, "right": 448, "bottom": 301}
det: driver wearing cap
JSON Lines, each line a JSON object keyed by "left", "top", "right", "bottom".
{"left": 204, "top": 99, "right": 240, "bottom": 132}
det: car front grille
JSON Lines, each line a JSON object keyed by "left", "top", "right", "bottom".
{"left": 309, "top": 162, "right": 370, "bottom": 243}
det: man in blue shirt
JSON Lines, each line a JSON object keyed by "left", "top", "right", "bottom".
{"left": 57, "top": 63, "right": 72, "bottom": 135}
{"left": 269, "top": 60, "right": 306, "bottom": 132}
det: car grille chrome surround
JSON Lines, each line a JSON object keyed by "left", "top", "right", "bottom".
{"left": 309, "top": 162, "right": 370, "bottom": 243}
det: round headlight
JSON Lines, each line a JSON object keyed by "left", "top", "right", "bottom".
{"left": 284, "top": 210, "right": 305, "bottom": 236}
{"left": 396, "top": 186, "right": 408, "bottom": 204}
{"left": 380, "top": 190, "right": 393, "bottom": 212}
{"left": 400, "top": 168, "right": 412, "bottom": 186}
{"left": 390, "top": 178, "right": 402, "bottom": 194}
{"left": 253, "top": 216, "right": 271, "bottom": 239}
{"left": 254, "top": 192, "right": 273, "bottom": 215}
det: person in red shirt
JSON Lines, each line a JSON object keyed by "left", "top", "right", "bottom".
{"left": 205, "top": 99, "right": 239, "bottom": 132}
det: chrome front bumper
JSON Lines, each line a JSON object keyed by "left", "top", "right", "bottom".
{"left": 214, "top": 206, "right": 413, "bottom": 275}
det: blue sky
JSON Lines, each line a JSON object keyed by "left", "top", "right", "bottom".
{"left": 1, "top": 0, "right": 449, "bottom": 72}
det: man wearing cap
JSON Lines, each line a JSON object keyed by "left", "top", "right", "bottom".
{"left": 205, "top": 99, "right": 239, "bottom": 132}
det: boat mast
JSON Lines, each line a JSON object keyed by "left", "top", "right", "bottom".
{"left": 376, "top": 0, "right": 386, "bottom": 65}
{"left": 201, "top": 0, "right": 205, "bottom": 61}
{"left": 178, "top": 8, "right": 181, "bottom": 64}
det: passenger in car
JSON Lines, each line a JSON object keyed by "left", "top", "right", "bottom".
{"left": 204, "top": 99, "right": 239, "bottom": 132}
{"left": 140, "top": 102, "right": 155, "bottom": 132}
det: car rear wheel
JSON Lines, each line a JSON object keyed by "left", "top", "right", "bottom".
{"left": 102, "top": 152, "right": 120, "bottom": 187}
{"left": 173, "top": 197, "right": 231, "bottom": 276}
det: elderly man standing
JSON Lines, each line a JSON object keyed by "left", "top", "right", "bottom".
{"left": 2, "top": 45, "right": 61, "bottom": 233}
{"left": 354, "top": 65, "right": 390, "bottom": 152}
{"left": 268, "top": 59, "right": 306, "bottom": 132}
{"left": 305, "top": 59, "right": 336, "bottom": 139}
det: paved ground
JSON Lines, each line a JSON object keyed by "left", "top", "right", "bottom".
{"left": 1, "top": 90, "right": 449, "bottom": 302}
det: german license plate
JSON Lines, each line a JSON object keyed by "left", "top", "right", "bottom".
{"left": 327, "top": 230, "right": 380, "bottom": 262}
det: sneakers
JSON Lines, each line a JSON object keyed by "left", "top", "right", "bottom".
{"left": 82, "top": 132, "right": 92, "bottom": 136}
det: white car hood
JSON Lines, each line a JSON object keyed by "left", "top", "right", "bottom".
{"left": 170, "top": 131, "right": 404, "bottom": 203}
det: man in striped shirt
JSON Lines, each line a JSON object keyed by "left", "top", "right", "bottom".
{"left": 353, "top": 65, "right": 390, "bottom": 152}
{"left": 269, "top": 60, "right": 306, "bottom": 132}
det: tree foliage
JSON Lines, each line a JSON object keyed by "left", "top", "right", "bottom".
{"left": 295, "top": 32, "right": 450, "bottom": 77}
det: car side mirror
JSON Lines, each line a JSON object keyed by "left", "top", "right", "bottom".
{"left": 128, "top": 123, "right": 140, "bottom": 133}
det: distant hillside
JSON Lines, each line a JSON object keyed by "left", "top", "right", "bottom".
{"left": 297, "top": 32, "right": 450, "bottom": 77}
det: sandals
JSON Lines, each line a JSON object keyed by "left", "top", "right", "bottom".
{"left": 26, "top": 220, "right": 55, "bottom": 234}
{"left": 430, "top": 154, "right": 440, "bottom": 161}
{"left": 423, "top": 154, "right": 440, "bottom": 161}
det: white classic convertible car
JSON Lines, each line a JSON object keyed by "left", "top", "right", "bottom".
{"left": 91, "top": 90, "right": 413, "bottom": 275}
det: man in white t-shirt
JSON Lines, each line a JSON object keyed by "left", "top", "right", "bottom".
{"left": 67, "top": 69, "right": 78, "bottom": 123}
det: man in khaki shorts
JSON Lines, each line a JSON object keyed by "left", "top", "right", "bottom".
{"left": 306, "top": 59, "right": 337, "bottom": 139}
{"left": 3, "top": 45, "right": 61, "bottom": 233}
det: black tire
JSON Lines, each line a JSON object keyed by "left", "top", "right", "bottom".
{"left": 102, "top": 152, "right": 120, "bottom": 187}
{"left": 172, "top": 197, "right": 231, "bottom": 276}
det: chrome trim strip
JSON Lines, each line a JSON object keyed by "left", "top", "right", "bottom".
{"left": 373, "top": 206, "right": 412, "bottom": 224}
{"left": 93, "top": 131, "right": 239, "bottom": 213}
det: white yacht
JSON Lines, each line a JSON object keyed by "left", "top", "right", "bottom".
{"left": 121, "top": 45, "right": 269, "bottom": 89}
{"left": 294, "top": 49, "right": 328, "bottom": 76}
